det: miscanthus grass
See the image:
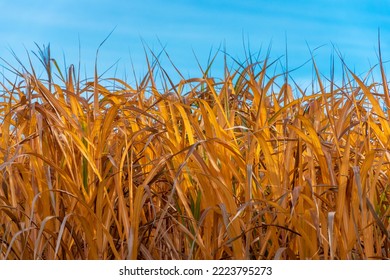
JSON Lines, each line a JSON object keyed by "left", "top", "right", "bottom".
{"left": 0, "top": 44, "right": 389, "bottom": 260}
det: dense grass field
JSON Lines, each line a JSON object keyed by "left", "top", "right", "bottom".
{"left": 1, "top": 45, "right": 390, "bottom": 259}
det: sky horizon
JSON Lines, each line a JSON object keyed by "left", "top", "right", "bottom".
{"left": 1, "top": 0, "right": 390, "bottom": 91}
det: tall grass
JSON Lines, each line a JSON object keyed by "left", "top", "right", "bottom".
{"left": 0, "top": 45, "right": 389, "bottom": 259}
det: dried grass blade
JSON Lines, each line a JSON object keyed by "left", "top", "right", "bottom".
{"left": 54, "top": 213, "right": 73, "bottom": 259}
{"left": 328, "top": 211, "right": 336, "bottom": 260}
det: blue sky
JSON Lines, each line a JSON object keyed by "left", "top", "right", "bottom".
{"left": 1, "top": 0, "right": 390, "bottom": 89}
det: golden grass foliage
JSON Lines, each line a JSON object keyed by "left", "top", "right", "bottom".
{"left": 1, "top": 46, "right": 390, "bottom": 259}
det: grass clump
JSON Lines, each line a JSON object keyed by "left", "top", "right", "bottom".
{"left": 0, "top": 44, "right": 390, "bottom": 259}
